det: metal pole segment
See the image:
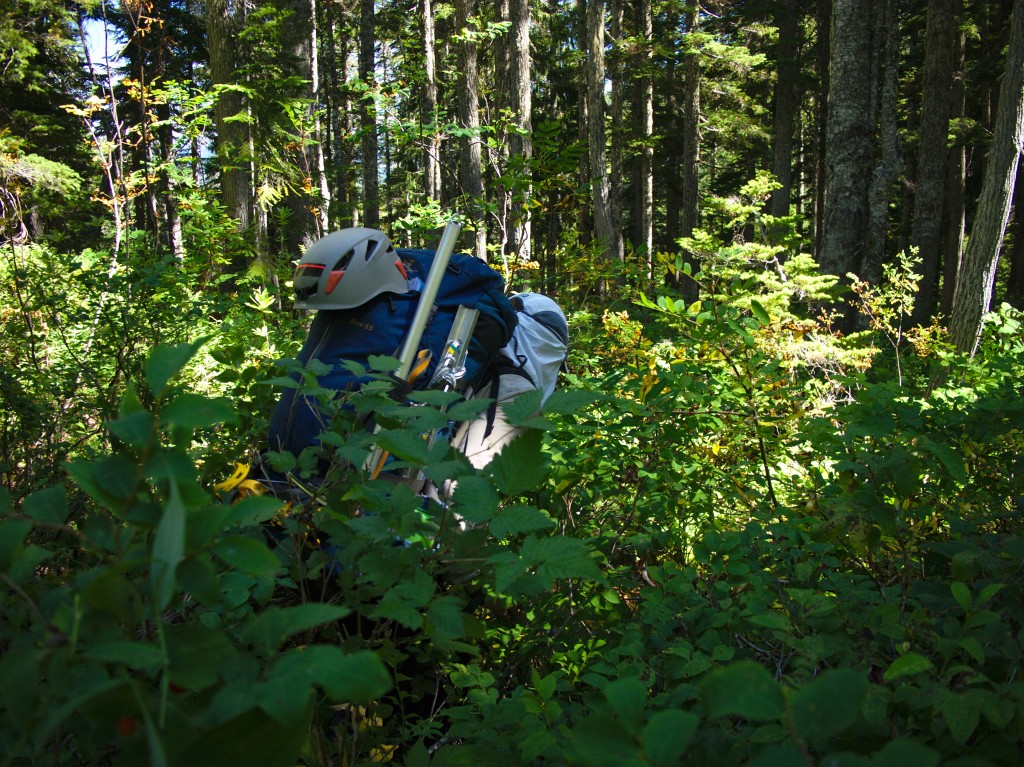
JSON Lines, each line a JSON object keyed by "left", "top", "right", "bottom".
{"left": 395, "top": 217, "right": 463, "bottom": 379}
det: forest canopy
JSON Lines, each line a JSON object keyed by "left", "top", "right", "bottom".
{"left": 1, "top": 1, "right": 1024, "bottom": 765}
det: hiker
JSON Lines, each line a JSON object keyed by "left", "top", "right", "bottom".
{"left": 265, "top": 225, "right": 517, "bottom": 477}
{"left": 448, "top": 292, "right": 569, "bottom": 474}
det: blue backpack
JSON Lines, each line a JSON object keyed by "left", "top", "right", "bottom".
{"left": 267, "top": 248, "right": 517, "bottom": 459}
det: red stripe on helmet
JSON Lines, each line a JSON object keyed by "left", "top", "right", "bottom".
{"left": 325, "top": 270, "right": 345, "bottom": 294}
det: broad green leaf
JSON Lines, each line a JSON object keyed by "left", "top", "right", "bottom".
{"left": 520, "top": 534, "right": 601, "bottom": 583}
{"left": 255, "top": 666, "right": 314, "bottom": 726}
{"left": 940, "top": 692, "right": 980, "bottom": 745}
{"left": 747, "top": 612, "right": 789, "bottom": 630}
{"left": 168, "top": 706, "right": 311, "bottom": 767}
{"left": 870, "top": 738, "right": 940, "bottom": 767}
{"left": 569, "top": 715, "right": 640, "bottom": 766}
{"left": 958, "top": 637, "right": 985, "bottom": 665}
{"left": 750, "top": 299, "right": 770, "bottom": 325}
{"left": 604, "top": 677, "right": 647, "bottom": 730}
{"left": 918, "top": 437, "right": 966, "bottom": 483}
{"left": 163, "top": 393, "right": 238, "bottom": 429}
{"left": 746, "top": 744, "right": 807, "bottom": 767}
{"left": 22, "top": 484, "right": 69, "bottom": 526}
{"left": 37, "top": 678, "right": 126, "bottom": 744}
{"left": 977, "top": 582, "right": 1004, "bottom": 604}
{"left": 94, "top": 455, "right": 138, "bottom": 501}
{"left": 213, "top": 535, "right": 281, "bottom": 577}
{"left": 951, "top": 581, "right": 971, "bottom": 611}
{"left": 374, "top": 428, "right": 446, "bottom": 466}
{"left": 642, "top": 710, "right": 699, "bottom": 767}
{"left": 108, "top": 409, "right": 155, "bottom": 448}
{"left": 451, "top": 474, "right": 500, "bottom": 524}
{"left": 701, "top": 661, "right": 785, "bottom": 722}
{"left": 145, "top": 339, "right": 207, "bottom": 397}
{"left": 8, "top": 544, "right": 52, "bottom": 584}
{"left": 445, "top": 395, "right": 495, "bottom": 421}
{"left": 176, "top": 557, "right": 220, "bottom": 606}
{"left": 426, "top": 595, "right": 466, "bottom": 643}
{"left": 0, "top": 647, "right": 38, "bottom": 727}
{"left": 119, "top": 382, "right": 145, "bottom": 415}
{"left": 486, "top": 429, "right": 547, "bottom": 495}
{"left": 165, "top": 623, "right": 239, "bottom": 691}
{"left": 83, "top": 641, "right": 163, "bottom": 673}
{"left": 317, "top": 648, "right": 392, "bottom": 703}
{"left": 408, "top": 388, "right": 463, "bottom": 408}
{"left": 243, "top": 604, "right": 351, "bottom": 653}
{"left": 490, "top": 504, "right": 556, "bottom": 537}
{"left": 228, "top": 494, "right": 285, "bottom": 527}
{"left": 883, "top": 653, "right": 933, "bottom": 681}
{"left": 790, "top": 668, "right": 867, "bottom": 746}
{"left": 502, "top": 389, "right": 551, "bottom": 428}
{"left": 542, "top": 389, "right": 606, "bottom": 414}
{"left": 151, "top": 481, "right": 187, "bottom": 610}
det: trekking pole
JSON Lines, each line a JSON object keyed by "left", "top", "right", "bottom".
{"left": 429, "top": 305, "right": 480, "bottom": 390}
{"left": 394, "top": 217, "right": 463, "bottom": 380}
{"left": 365, "top": 217, "right": 463, "bottom": 477}
{"left": 412, "top": 305, "right": 479, "bottom": 488}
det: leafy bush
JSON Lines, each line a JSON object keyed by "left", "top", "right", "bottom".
{"left": 3, "top": 219, "right": 1024, "bottom": 766}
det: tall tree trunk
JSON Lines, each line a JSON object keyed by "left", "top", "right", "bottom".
{"left": 636, "top": 0, "right": 654, "bottom": 277}
{"left": 609, "top": 0, "right": 624, "bottom": 265}
{"left": 457, "top": 0, "right": 486, "bottom": 259}
{"left": 663, "top": 53, "right": 680, "bottom": 256}
{"left": 1006, "top": 161, "right": 1024, "bottom": 303}
{"left": 819, "top": 0, "right": 875, "bottom": 330}
{"left": 812, "top": 0, "right": 830, "bottom": 259}
{"left": 324, "top": 0, "right": 353, "bottom": 227}
{"left": 678, "top": 3, "right": 701, "bottom": 301}
{"left": 585, "top": 0, "right": 620, "bottom": 271}
{"left": 948, "top": 0, "right": 1024, "bottom": 356}
{"left": 860, "top": 0, "right": 900, "bottom": 290}
{"left": 910, "top": 0, "right": 957, "bottom": 325}
{"left": 509, "top": 0, "right": 532, "bottom": 262}
{"left": 940, "top": 9, "right": 966, "bottom": 315}
{"left": 359, "top": 0, "right": 380, "bottom": 228}
{"left": 769, "top": 0, "right": 799, "bottom": 229}
{"left": 278, "top": 0, "right": 321, "bottom": 253}
{"left": 577, "top": 0, "right": 592, "bottom": 249}
{"left": 205, "top": 0, "right": 252, "bottom": 235}
{"left": 310, "top": 0, "right": 330, "bottom": 237}
{"left": 422, "top": 0, "right": 441, "bottom": 202}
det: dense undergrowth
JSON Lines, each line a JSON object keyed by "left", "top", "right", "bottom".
{"left": 2, "top": 230, "right": 1024, "bottom": 766}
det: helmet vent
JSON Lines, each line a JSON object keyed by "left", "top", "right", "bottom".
{"left": 335, "top": 248, "right": 356, "bottom": 271}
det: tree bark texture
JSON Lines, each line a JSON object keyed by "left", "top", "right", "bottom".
{"left": 422, "top": 0, "right": 441, "bottom": 202}
{"left": 457, "top": 0, "right": 486, "bottom": 259}
{"left": 769, "top": 0, "right": 799, "bottom": 224}
{"left": 679, "top": 3, "right": 701, "bottom": 301}
{"left": 812, "top": 0, "right": 830, "bottom": 259}
{"left": 861, "top": 0, "right": 901, "bottom": 291}
{"left": 359, "top": 0, "right": 380, "bottom": 228}
{"left": 282, "top": 0, "right": 322, "bottom": 252}
{"left": 1006, "top": 161, "right": 1024, "bottom": 302}
{"left": 609, "top": 0, "right": 624, "bottom": 264}
{"left": 948, "top": 0, "right": 1024, "bottom": 355}
{"left": 585, "top": 0, "right": 620, "bottom": 268}
{"left": 636, "top": 0, "right": 654, "bottom": 276}
{"left": 910, "top": 0, "right": 957, "bottom": 325}
{"left": 509, "top": 0, "right": 532, "bottom": 262}
{"left": 940, "top": 10, "right": 966, "bottom": 315}
{"left": 205, "top": 0, "right": 252, "bottom": 232}
{"left": 820, "top": 0, "right": 875, "bottom": 328}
